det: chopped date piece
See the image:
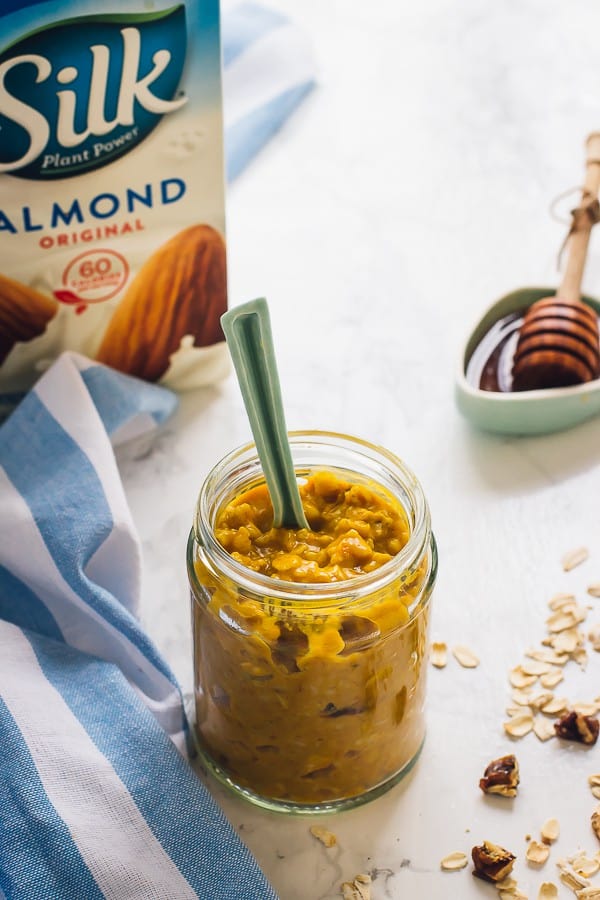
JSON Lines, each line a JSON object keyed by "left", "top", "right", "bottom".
{"left": 271, "top": 622, "right": 309, "bottom": 673}
{"left": 320, "top": 702, "right": 365, "bottom": 718}
{"left": 479, "top": 754, "right": 520, "bottom": 797}
{"left": 471, "top": 841, "right": 516, "bottom": 883}
{"left": 301, "top": 763, "right": 335, "bottom": 780}
{"left": 554, "top": 710, "right": 599, "bottom": 745}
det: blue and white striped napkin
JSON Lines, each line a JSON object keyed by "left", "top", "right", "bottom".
{"left": 0, "top": 353, "right": 278, "bottom": 900}
{"left": 0, "top": 5, "right": 315, "bottom": 898}
{"left": 223, "top": 1, "right": 316, "bottom": 179}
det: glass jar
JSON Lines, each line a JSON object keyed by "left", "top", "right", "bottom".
{"left": 187, "top": 431, "right": 437, "bottom": 814}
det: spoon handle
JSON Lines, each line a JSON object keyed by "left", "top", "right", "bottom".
{"left": 559, "top": 132, "right": 600, "bottom": 302}
{"left": 221, "top": 298, "right": 310, "bottom": 530}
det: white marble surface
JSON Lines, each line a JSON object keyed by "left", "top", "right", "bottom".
{"left": 117, "top": 2, "right": 600, "bottom": 897}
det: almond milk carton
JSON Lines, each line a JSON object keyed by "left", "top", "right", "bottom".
{"left": 0, "top": 0, "right": 227, "bottom": 415}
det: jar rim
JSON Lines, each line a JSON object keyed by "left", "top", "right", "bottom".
{"left": 190, "top": 430, "right": 433, "bottom": 606}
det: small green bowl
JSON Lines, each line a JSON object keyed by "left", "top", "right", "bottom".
{"left": 455, "top": 287, "right": 600, "bottom": 435}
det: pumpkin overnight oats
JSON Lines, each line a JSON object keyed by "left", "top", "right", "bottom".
{"left": 187, "top": 432, "right": 437, "bottom": 813}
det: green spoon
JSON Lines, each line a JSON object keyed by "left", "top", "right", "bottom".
{"left": 221, "top": 298, "right": 310, "bottom": 530}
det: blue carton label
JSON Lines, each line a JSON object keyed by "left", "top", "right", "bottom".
{"left": 0, "top": 0, "right": 227, "bottom": 408}
{"left": 0, "top": 6, "right": 188, "bottom": 179}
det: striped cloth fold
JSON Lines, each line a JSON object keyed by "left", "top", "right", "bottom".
{"left": 223, "top": 2, "right": 316, "bottom": 179}
{"left": 0, "top": 353, "right": 278, "bottom": 900}
{"left": 0, "top": 4, "right": 315, "bottom": 895}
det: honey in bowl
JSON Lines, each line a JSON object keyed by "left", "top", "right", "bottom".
{"left": 464, "top": 133, "right": 600, "bottom": 401}
{"left": 511, "top": 297, "right": 600, "bottom": 390}
{"left": 465, "top": 299, "right": 600, "bottom": 393}
{"left": 187, "top": 432, "right": 437, "bottom": 813}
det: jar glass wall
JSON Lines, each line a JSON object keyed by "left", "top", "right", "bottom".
{"left": 187, "top": 432, "right": 437, "bottom": 814}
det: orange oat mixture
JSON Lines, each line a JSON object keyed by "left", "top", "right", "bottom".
{"left": 192, "top": 469, "right": 432, "bottom": 805}
{"left": 215, "top": 470, "right": 410, "bottom": 582}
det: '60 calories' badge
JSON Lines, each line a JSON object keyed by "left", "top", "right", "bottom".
{"left": 54, "top": 248, "right": 129, "bottom": 313}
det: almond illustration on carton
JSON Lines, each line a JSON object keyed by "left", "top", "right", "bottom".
{"left": 95, "top": 224, "right": 227, "bottom": 381}
{"left": 0, "top": 273, "right": 59, "bottom": 365}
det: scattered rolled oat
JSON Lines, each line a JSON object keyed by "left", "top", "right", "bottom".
{"left": 527, "top": 647, "right": 569, "bottom": 665}
{"left": 562, "top": 546, "right": 589, "bottom": 572}
{"left": 574, "top": 702, "right": 599, "bottom": 716}
{"left": 471, "top": 840, "right": 516, "bottom": 882}
{"left": 430, "top": 641, "right": 447, "bottom": 668}
{"left": 512, "top": 688, "right": 534, "bottom": 706}
{"left": 540, "top": 669, "right": 565, "bottom": 689}
{"left": 479, "top": 755, "right": 519, "bottom": 797}
{"left": 570, "top": 604, "right": 588, "bottom": 623}
{"left": 530, "top": 691, "right": 554, "bottom": 711}
{"left": 534, "top": 716, "right": 557, "bottom": 742}
{"left": 340, "top": 873, "right": 371, "bottom": 900}
{"left": 589, "top": 626, "right": 600, "bottom": 652}
{"left": 547, "top": 607, "right": 585, "bottom": 633}
{"left": 452, "top": 645, "right": 480, "bottom": 668}
{"left": 310, "top": 826, "right": 337, "bottom": 848}
{"left": 550, "top": 627, "right": 583, "bottom": 653}
{"left": 504, "top": 710, "right": 534, "bottom": 738}
{"left": 555, "top": 711, "right": 600, "bottom": 745}
{"left": 549, "top": 592, "right": 576, "bottom": 609}
{"left": 541, "top": 818, "right": 560, "bottom": 844}
{"left": 440, "top": 851, "right": 469, "bottom": 871}
{"left": 497, "top": 555, "right": 600, "bottom": 895}
{"left": 521, "top": 659, "right": 553, "bottom": 676}
{"left": 570, "top": 850, "right": 600, "bottom": 878}
{"left": 541, "top": 696, "right": 569, "bottom": 716}
{"left": 510, "top": 666, "right": 539, "bottom": 689}
{"left": 498, "top": 875, "right": 529, "bottom": 897}
{"left": 588, "top": 775, "right": 600, "bottom": 800}
{"left": 556, "top": 855, "right": 591, "bottom": 890}
{"left": 526, "top": 839, "right": 551, "bottom": 865}
{"left": 592, "top": 808, "right": 600, "bottom": 842}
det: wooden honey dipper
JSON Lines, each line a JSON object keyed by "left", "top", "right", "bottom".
{"left": 512, "top": 133, "right": 600, "bottom": 391}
